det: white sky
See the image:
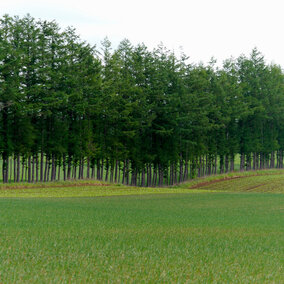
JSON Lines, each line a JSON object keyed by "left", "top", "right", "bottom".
{"left": 1, "top": 0, "right": 284, "bottom": 66}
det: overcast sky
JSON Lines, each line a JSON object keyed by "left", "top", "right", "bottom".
{"left": 1, "top": 0, "right": 284, "bottom": 66}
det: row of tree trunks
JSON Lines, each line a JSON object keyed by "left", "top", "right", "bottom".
{"left": 0, "top": 156, "right": 230, "bottom": 184}
{"left": 1, "top": 152, "right": 284, "bottom": 184}
{"left": 246, "top": 152, "right": 277, "bottom": 170}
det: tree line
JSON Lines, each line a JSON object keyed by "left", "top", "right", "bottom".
{"left": 1, "top": 14, "right": 284, "bottom": 185}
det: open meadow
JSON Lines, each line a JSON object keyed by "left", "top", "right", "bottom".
{"left": 0, "top": 170, "right": 283, "bottom": 283}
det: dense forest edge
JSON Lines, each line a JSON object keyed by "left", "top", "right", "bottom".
{"left": 1, "top": 14, "right": 284, "bottom": 185}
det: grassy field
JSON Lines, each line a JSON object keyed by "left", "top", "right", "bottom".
{"left": 0, "top": 169, "right": 284, "bottom": 198}
{"left": 0, "top": 170, "right": 283, "bottom": 282}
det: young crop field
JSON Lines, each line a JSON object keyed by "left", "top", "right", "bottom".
{"left": 0, "top": 171, "right": 283, "bottom": 282}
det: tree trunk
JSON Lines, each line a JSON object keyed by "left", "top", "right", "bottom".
{"left": 230, "top": 154, "right": 234, "bottom": 172}
{"left": 179, "top": 154, "right": 183, "bottom": 183}
{"left": 91, "top": 166, "right": 95, "bottom": 179}
{"left": 183, "top": 159, "right": 188, "bottom": 181}
{"left": 81, "top": 158, "right": 84, "bottom": 179}
{"left": 32, "top": 155, "right": 35, "bottom": 182}
{"left": 125, "top": 160, "right": 129, "bottom": 185}
{"left": 158, "top": 164, "right": 163, "bottom": 186}
{"left": 101, "top": 158, "right": 104, "bottom": 181}
{"left": 105, "top": 159, "right": 109, "bottom": 182}
{"left": 17, "top": 154, "right": 20, "bottom": 183}
{"left": 86, "top": 157, "right": 90, "bottom": 179}
{"left": 78, "top": 159, "right": 82, "bottom": 179}
{"left": 137, "top": 170, "right": 141, "bottom": 187}
{"left": 25, "top": 161, "right": 27, "bottom": 182}
{"left": 57, "top": 161, "right": 61, "bottom": 181}
{"left": 96, "top": 159, "right": 101, "bottom": 180}
{"left": 78, "top": 159, "right": 81, "bottom": 179}
{"left": 91, "top": 158, "right": 95, "bottom": 179}
{"left": 169, "top": 163, "right": 174, "bottom": 185}
{"left": 270, "top": 151, "right": 275, "bottom": 169}
{"left": 63, "top": 154, "right": 66, "bottom": 181}
{"left": 67, "top": 156, "right": 72, "bottom": 180}
{"left": 2, "top": 155, "right": 8, "bottom": 183}
{"left": 131, "top": 168, "right": 136, "bottom": 186}
{"left": 246, "top": 154, "right": 251, "bottom": 171}
{"left": 225, "top": 155, "right": 229, "bottom": 173}
{"left": 40, "top": 150, "right": 44, "bottom": 182}
{"left": 51, "top": 155, "right": 55, "bottom": 181}
{"left": 36, "top": 154, "right": 39, "bottom": 182}
{"left": 174, "top": 162, "right": 178, "bottom": 183}
{"left": 110, "top": 161, "right": 114, "bottom": 183}
{"left": 118, "top": 162, "right": 121, "bottom": 184}
{"left": 190, "top": 158, "right": 196, "bottom": 179}
{"left": 73, "top": 164, "right": 77, "bottom": 179}
{"left": 141, "top": 167, "right": 145, "bottom": 187}
{"left": 202, "top": 156, "right": 205, "bottom": 176}
{"left": 280, "top": 150, "right": 283, "bottom": 168}
{"left": 265, "top": 153, "right": 270, "bottom": 169}
{"left": 207, "top": 155, "right": 212, "bottom": 175}
{"left": 256, "top": 152, "right": 259, "bottom": 169}
{"left": 259, "top": 152, "right": 264, "bottom": 169}
{"left": 47, "top": 159, "right": 51, "bottom": 181}
{"left": 27, "top": 156, "right": 31, "bottom": 183}
{"left": 14, "top": 155, "right": 17, "bottom": 183}
{"left": 21, "top": 158, "right": 25, "bottom": 182}
{"left": 220, "top": 155, "right": 224, "bottom": 174}
{"left": 114, "top": 160, "right": 118, "bottom": 183}
{"left": 122, "top": 160, "right": 126, "bottom": 184}
{"left": 2, "top": 107, "right": 8, "bottom": 183}
{"left": 147, "top": 163, "right": 152, "bottom": 187}
{"left": 240, "top": 153, "right": 245, "bottom": 171}
{"left": 153, "top": 166, "right": 157, "bottom": 187}
{"left": 9, "top": 157, "right": 12, "bottom": 181}
{"left": 44, "top": 157, "right": 47, "bottom": 182}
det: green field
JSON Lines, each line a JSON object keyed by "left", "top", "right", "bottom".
{"left": 0, "top": 171, "right": 283, "bottom": 282}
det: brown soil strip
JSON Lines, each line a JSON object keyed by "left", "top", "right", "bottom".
{"left": 190, "top": 176, "right": 245, "bottom": 189}
{"left": 0, "top": 182, "right": 111, "bottom": 190}
{"left": 245, "top": 184, "right": 266, "bottom": 191}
